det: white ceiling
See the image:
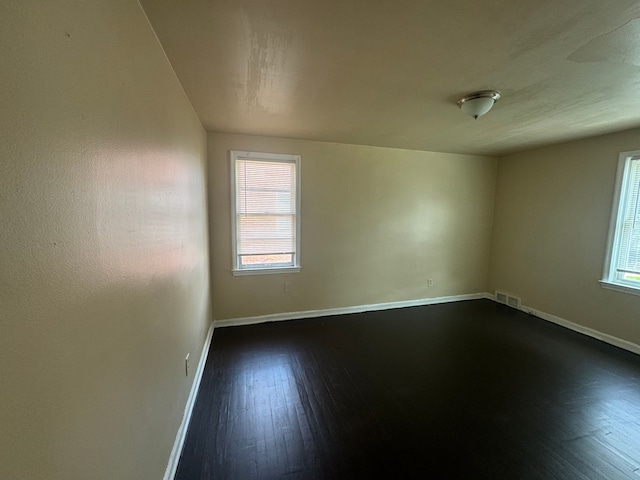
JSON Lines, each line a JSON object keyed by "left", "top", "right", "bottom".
{"left": 140, "top": 0, "right": 640, "bottom": 156}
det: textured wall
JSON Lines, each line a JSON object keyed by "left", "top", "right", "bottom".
{"left": 0, "top": 1, "right": 211, "bottom": 478}
{"left": 209, "top": 133, "right": 497, "bottom": 320}
{"left": 489, "top": 128, "right": 640, "bottom": 346}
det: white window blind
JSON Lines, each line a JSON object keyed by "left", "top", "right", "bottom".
{"left": 602, "top": 152, "right": 640, "bottom": 293}
{"left": 614, "top": 157, "right": 640, "bottom": 280}
{"left": 231, "top": 151, "right": 300, "bottom": 274}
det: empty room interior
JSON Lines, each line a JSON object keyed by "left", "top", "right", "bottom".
{"left": 4, "top": 0, "right": 640, "bottom": 479}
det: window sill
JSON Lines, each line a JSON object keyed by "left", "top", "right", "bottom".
{"left": 599, "top": 280, "right": 640, "bottom": 297}
{"left": 232, "top": 267, "right": 301, "bottom": 276}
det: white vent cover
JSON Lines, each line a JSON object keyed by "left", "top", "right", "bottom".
{"left": 495, "top": 291, "right": 521, "bottom": 309}
{"left": 495, "top": 291, "right": 508, "bottom": 304}
{"left": 507, "top": 295, "right": 521, "bottom": 309}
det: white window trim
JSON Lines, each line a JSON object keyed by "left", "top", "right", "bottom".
{"left": 601, "top": 149, "right": 640, "bottom": 296}
{"left": 599, "top": 280, "right": 640, "bottom": 296}
{"left": 230, "top": 150, "right": 301, "bottom": 276}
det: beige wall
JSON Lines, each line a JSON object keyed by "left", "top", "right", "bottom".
{"left": 209, "top": 133, "right": 497, "bottom": 320}
{"left": 0, "top": 1, "right": 211, "bottom": 479}
{"left": 489, "top": 128, "right": 640, "bottom": 345}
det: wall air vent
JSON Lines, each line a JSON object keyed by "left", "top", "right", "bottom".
{"left": 507, "top": 295, "right": 521, "bottom": 309}
{"left": 495, "top": 291, "right": 521, "bottom": 310}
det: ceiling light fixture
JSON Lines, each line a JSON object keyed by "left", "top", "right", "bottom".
{"left": 457, "top": 90, "right": 501, "bottom": 119}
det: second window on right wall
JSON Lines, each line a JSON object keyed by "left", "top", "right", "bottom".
{"left": 602, "top": 150, "right": 640, "bottom": 294}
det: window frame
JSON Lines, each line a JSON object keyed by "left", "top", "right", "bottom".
{"left": 600, "top": 150, "right": 640, "bottom": 296}
{"left": 230, "top": 150, "right": 301, "bottom": 276}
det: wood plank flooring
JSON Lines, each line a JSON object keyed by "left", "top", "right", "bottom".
{"left": 175, "top": 299, "right": 640, "bottom": 479}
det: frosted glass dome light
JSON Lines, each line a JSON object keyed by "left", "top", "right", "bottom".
{"left": 457, "top": 90, "right": 501, "bottom": 119}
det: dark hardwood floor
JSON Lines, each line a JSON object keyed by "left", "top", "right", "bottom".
{"left": 175, "top": 299, "right": 640, "bottom": 479}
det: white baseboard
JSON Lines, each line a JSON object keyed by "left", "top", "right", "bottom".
{"left": 526, "top": 306, "right": 640, "bottom": 356}
{"left": 163, "top": 322, "right": 215, "bottom": 480}
{"left": 488, "top": 293, "right": 640, "bottom": 357}
{"left": 214, "top": 292, "right": 492, "bottom": 328}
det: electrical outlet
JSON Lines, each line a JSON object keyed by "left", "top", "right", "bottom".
{"left": 185, "top": 353, "right": 190, "bottom": 376}
{"left": 284, "top": 281, "right": 292, "bottom": 293}
{"left": 428, "top": 278, "right": 434, "bottom": 287}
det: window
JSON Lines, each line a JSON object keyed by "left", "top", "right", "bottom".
{"left": 601, "top": 150, "right": 640, "bottom": 294}
{"left": 230, "top": 151, "right": 301, "bottom": 275}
